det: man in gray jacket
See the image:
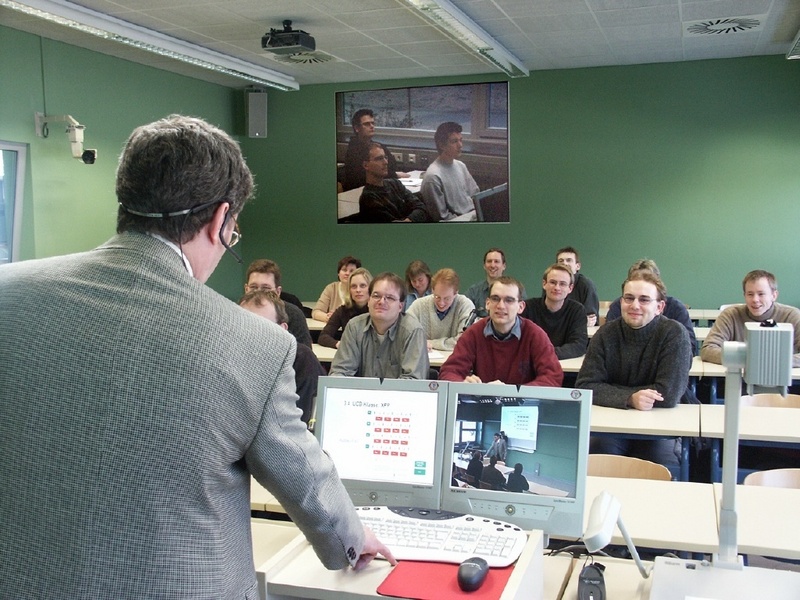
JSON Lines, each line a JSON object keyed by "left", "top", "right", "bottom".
{"left": 0, "top": 115, "right": 393, "bottom": 599}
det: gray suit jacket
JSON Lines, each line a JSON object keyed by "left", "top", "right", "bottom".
{"left": 0, "top": 233, "right": 363, "bottom": 599}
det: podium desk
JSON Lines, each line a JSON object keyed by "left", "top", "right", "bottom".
{"left": 560, "top": 355, "right": 705, "bottom": 377}
{"left": 590, "top": 404, "right": 700, "bottom": 481}
{"left": 260, "top": 529, "right": 552, "bottom": 600}
{"left": 713, "top": 483, "right": 800, "bottom": 561}
{"left": 700, "top": 404, "right": 800, "bottom": 482}
{"left": 581, "top": 476, "right": 719, "bottom": 555}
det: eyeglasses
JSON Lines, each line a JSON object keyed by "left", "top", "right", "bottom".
{"left": 487, "top": 295, "right": 519, "bottom": 305}
{"left": 370, "top": 155, "right": 389, "bottom": 162}
{"left": 621, "top": 295, "right": 655, "bottom": 305}
{"left": 220, "top": 212, "right": 242, "bottom": 264}
{"left": 370, "top": 292, "right": 399, "bottom": 304}
{"left": 246, "top": 284, "right": 275, "bottom": 293}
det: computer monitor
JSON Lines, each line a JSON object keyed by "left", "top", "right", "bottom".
{"left": 441, "top": 383, "right": 591, "bottom": 543}
{"left": 314, "top": 376, "right": 449, "bottom": 509}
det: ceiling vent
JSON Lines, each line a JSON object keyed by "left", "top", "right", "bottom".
{"left": 684, "top": 16, "right": 764, "bottom": 36}
{"left": 266, "top": 51, "right": 336, "bottom": 65}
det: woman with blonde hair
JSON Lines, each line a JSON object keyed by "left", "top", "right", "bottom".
{"left": 318, "top": 268, "right": 372, "bottom": 348}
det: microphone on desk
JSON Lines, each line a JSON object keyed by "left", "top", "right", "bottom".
{"left": 464, "top": 307, "right": 488, "bottom": 331}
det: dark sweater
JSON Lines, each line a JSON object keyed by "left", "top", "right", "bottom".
{"left": 576, "top": 314, "right": 695, "bottom": 409}
{"left": 521, "top": 297, "right": 588, "bottom": 359}
{"left": 318, "top": 303, "right": 368, "bottom": 348}
{"left": 359, "top": 179, "right": 428, "bottom": 223}
{"left": 606, "top": 295, "right": 697, "bottom": 356}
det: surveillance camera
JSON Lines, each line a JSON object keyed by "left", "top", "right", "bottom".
{"left": 81, "top": 149, "right": 97, "bottom": 164}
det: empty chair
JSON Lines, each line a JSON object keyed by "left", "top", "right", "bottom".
{"left": 740, "top": 394, "right": 800, "bottom": 408}
{"left": 743, "top": 468, "right": 800, "bottom": 488}
{"left": 587, "top": 454, "right": 672, "bottom": 481}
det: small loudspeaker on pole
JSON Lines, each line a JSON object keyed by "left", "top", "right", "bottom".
{"left": 246, "top": 90, "right": 268, "bottom": 138}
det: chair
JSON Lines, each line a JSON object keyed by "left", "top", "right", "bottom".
{"left": 740, "top": 394, "right": 800, "bottom": 408}
{"left": 478, "top": 480, "right": 495, "bottom": 490}
{"left": 598, "top": 300, "right": 612, "bottom": 325}
{"left": 743, "top": 468, "right": 800, "bottom": 488}
{"left": 587, "top": 454, "right": 672, "bottom": 481}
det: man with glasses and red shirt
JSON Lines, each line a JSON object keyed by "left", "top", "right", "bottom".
{"left": 329, "top": 272, "right": 429, "bottom": 379}
{"left": 439, "top": 276, "right": 563, "bottom": 387}
{"left": 577, "top": 271, "right": 696, "bottom": 471}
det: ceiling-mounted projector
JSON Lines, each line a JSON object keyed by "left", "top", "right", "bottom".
{"left": 262, "top": 20, "right": 315, "bottom": 54}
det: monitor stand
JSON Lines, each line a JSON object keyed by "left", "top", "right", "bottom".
{"left": 649, "top": 556, "right": 800, "bottom": 600}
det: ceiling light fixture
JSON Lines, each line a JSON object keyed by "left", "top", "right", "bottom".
{"left": 0, "top": 0, "right": 299, "bottom": 91}
{"left": 401, "top": 0, "right": 528, "bottom": 78}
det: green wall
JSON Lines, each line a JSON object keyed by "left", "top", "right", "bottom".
{"left": 4, "top": 24, "right": 800, "bottom": 309}
{"left": 239, "top": 56, "right": 800, "bottom": 309}
{"left": 0, "top": 25, "right": 243, "bottom": 293}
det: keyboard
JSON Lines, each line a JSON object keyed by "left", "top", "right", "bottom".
{"left": 354, "top": 506, "right": 527, "bottom": 567}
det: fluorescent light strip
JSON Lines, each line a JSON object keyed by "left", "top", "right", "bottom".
{"left": 0, "top": 0, "right": 299, "bottom": 90}
{"left": 403, "top": 0, "right": 528, "bottom": 78}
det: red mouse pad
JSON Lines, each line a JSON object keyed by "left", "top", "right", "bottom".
{"left": 377, "top": 560, "right": 514, "bottom": 599}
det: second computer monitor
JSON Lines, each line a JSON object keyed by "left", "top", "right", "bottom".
{"left": 441, "top": 383, "right": 591, "bottom": 542}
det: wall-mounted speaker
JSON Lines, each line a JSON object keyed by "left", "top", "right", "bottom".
{"left": 246, "top": 91, "right": 268, "bottom": 138}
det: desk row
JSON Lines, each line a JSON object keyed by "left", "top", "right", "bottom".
{"left": 251, "top": 474, "right": 800, "bottom": 561}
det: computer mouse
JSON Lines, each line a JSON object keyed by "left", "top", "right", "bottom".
{"left": 457, "top": 556, "right": 490, "bottom": 592}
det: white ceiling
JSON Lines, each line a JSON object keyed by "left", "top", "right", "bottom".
{"left": 2, "top": 0, "right": 799, "bottom": 89}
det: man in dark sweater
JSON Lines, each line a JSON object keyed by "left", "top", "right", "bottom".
{"left": 555, "top": 246, "right": 600, "bottom": 326}
{"left": 522, "top": 263, "right": 588, "bottom": 359}
{"left": 358, "top": 143, "right": 428, "bottom": 223}
{"left": 576, "top": 272, "right": 695, "bottom": 471}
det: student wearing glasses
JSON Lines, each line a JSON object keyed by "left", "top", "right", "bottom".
{"left": 329, "top": 272, "right": 429, "bottom": 379}
{"left": 244, "top": 259, "right": 312, "bottom": 347}
{"left": 438, "top": 276, "right": 563, "bottom": 387}
{"left": 576, "top": 271, "right": 696, "bottom": 470}
{"left": 521, "top": 263, "right": 589, "bottom": 360}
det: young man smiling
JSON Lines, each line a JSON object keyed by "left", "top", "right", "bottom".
{"left": 701, "top": 269, "right": 800, "bottom": 367}
{"left": 406, "top": 268, "right": 475, "bottom": 351}
{"left": 439, "top": 276, "right": 563, "bottom": 387}
{"left": 329, "top": 272, "right": 428, "bottom": 379}
{"left": 521, "top": 263, "right": 588, "bottom": 359}
{"left": 576, "top": 272, "right": 695, "bottom": 470}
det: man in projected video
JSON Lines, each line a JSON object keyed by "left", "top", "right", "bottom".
{"left": 342, "top": 108, "right": 404, "bottom": 191}
{"left": 358, "top": 143, "right": 429, "bottom": 223}
{"left": 420, "top": 121, "right": 479, "bottom": 222}
{"left": 576, "top": 271, "right": 696, "bottom": 472}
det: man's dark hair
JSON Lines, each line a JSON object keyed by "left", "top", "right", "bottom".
{"left": 337, "top": 255, "right": 362, "bottom": 272}
{"left": 351, "top": 108, "right": 374, "bottom": 130}
{"left": 556, "top": 246, "right": 580, "bottom": 262}
{"left": 489, "top": 276, "right": 526, "bottom": 301}
{"left": 434, "top": 121, "right": 462, "bottom": 153}
{"left": 239, "top": 290, "right": 289, "bottom": 325}
{"left": 116, "top": 115, "right": 254, "bottom": 243}
{"left": 483, "top": 247, "right": 506, "bottom": 264}
{"left": 246, "top": 259, "right": 282, "bottom": 287}
{"left": 369, "top": 272, "right": 407, "bottom": 304}
{"left": 360, "top": 141, "right": 383, "bottom": 165}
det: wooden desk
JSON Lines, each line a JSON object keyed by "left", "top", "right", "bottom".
{"left": 713, "top": 482, "right": 800, "bottom": 561}
{"left": 312, "top": 344, "right": 451, "bottom": 367}
{"left": 306, "top": 318, "right": 325, "bottom": 331}
{"left": 700, "top": 404, "right": 800, "bottom": 482}
{"left": 560, "top": 355, "right": 705, "bottom": 377}
{"left": 581, "top": 476, "right": 719, "bottom": 554}
{"left": 251, "top": 518, "right": 300, "bottom": 570}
